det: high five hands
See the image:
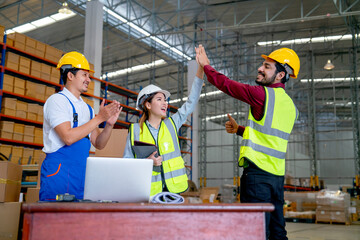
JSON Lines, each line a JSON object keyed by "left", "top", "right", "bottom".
{"left": 225, "top": 113, "right": 239, "bottom": 134}
{"left": 195, "top": 44, "right": 210, "bottom": 68}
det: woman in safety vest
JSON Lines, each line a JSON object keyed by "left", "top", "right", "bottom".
{"left": 40, "top": 51, "right": 122, "bottom": 201}
{"left": 123, "top": 46, "right": 204, "bottom": 196}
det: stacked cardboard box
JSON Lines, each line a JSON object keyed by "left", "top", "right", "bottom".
{"left": 45, "top": 45, "right": 63, "bottom": 63}
{"left": 37, "top": 105, "right": 44, "bottom": 122}
{"left": 8, "top": 32, "right": 26, "bottom": 51}
{"left": 30, "top": 60, "right": 41, "bottom": 78}
{"left": 1, "top": 97, "right": 17, "bottom": 117}
{"left": 11, "top": 146, "right": 23, "bottom": 164}
{"left": 0, "top": 202, "right": 22, "bottom": 240}
{"left": 0, "top": 24, "right": 4, "bottom": 43}
{"left": 19, "top": 55, "right": 31, "bottom": 75}
{"left": 33, "top": 149, "right": 45, "bottom": 165}
{"left": 27, "top": 103, "right": 38, "bottom": 121}
{"left": 22, "top": 148, "right": 34, "bottom": 165}
{"left": 15, "top": 99, "right": 27, "bottom": 119}
{"left": 0, "top": 161, "right": 22, "bottom": 202}
{"left": 5, "top": 52, "right": 19, "bottom": 71}
{"left": 3, "top": 74, "right": 14, "bottom": 92}
{"left": 25, "top": 80, "right": 46, "bottom": 101}
{"left": 25, "top": 36, "right": 37, "bottom": 55}
{"left": 34, "top": 127, "right": 43, "bottom": 144}
{"left": 35, "top": 41, "right": 46, "bottom": 58}
{"left": 13, "top": 77, "right": 25, "bottom": 95}
{"left": 50, "top": 66, "right": 60, "bottom": 83}
{"left": 0, "top": 121, "right": 14, "bottom": 139}
{"left": 45, "top": 86, "right": 55, "bottom": 100}
{"left": 23, "top": 125, "right": 35, "bottom": 142}
{"left": 13, "top": 123, "right": 24, "bottom": 142}
{"left": 0, "top": 144, "right": 13, "bottom": 159}
{"left": 40, "top": 63, "right": 51, "bottom": 81}
{"left": 316, "top": 190, "right": 351, "bottom": 224}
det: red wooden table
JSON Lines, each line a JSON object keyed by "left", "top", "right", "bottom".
{"left": 22, "top": 203, "right": 274, "bottom": 240}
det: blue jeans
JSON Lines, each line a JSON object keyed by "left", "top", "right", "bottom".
{"left": 240, "top": 161, "right": 287, "bottom": 240}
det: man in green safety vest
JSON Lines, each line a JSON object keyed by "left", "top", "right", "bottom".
{"left": 196, "top": 46, "right": 299, "bottom": 240}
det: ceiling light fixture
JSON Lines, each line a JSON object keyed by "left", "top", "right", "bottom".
{"left": 58, "top": 2, "right": 73, "bottom": 15}
{"left": 324, "top": 59, "right": 335, "bottom": 70}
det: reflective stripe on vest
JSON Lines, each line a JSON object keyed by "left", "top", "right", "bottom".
{"left": 130, "top": 118, "right": 188, "bottom": 196}
{"left": 239, "top": 87, "right": 298, "bottom": 176}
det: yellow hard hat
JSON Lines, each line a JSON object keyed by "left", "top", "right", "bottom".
{"left": 261, "top": 48, "right": 300, "bottom": 78}
{"left": 57, "top": 51, "right": 94, "bottom": 73}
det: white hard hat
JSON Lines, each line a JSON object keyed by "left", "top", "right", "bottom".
{"left": 136, "top": 84, "right": 171, "bottom": 111}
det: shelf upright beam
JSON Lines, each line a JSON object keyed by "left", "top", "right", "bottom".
{"left": 0, "top": 34, "right": 6, "bottom": 113}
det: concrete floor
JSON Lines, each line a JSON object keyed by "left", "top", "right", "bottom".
{"left": 286, "top": 222, "right": 360, "bottom": 240}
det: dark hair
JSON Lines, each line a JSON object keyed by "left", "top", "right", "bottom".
{"left": 139, "top": 94, "right": 156, "bottom": 133}
{"left": 274, "top": 62, "right": 290, "bottom": 84}
{"left": 60, "top": 68, "right": 80, "bottom": 85}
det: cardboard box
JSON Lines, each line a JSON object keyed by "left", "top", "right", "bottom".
{"left": 23, "top": 135, "right": 34, "bottom": 143}
{"left": 41, "top": 63, "right": 51, "bottom": 75}
{"left": 37, "top": 114, "right": 43, "bottom": 123}
{"left": 5, "top": 52, "right": 19, "bottom": 63}
{"left": 0, "top": 202, "right": 21, "bottom": 240}
{"left": 3, "top": 74, "right": 14, "bottom": 86}
{"left": 50, "top": 75, "right": 59, "bottom": 83}
{"left": 26, "top": 187, "right": 39, "bottom": 203}
{"left": 26, "top": 36, "right": 36, "bottom": 48}
{"left": 45, "top": 86, "right": 55, "bottom": 95}
{"left": 95, "top": 129, "right": 128, "bottom": 157}
{"left": 14, "top": 78, "right": 25, "bottom": 89}
{"left": 15, "top": 110, "right": 26, "bottom": 119}
{"left": 34, "top": 128, "right": 43, "bottom": 137}
{"left": 35, "top": 50, "right": 45, "bottom": 58}
{"left": 2, "top": 108, "right": 16, "bottom": 116}
{"left": 12, "top": 132, "right": 23, "bottom": 142}
{"left": 19, "top": 56, "right": 31, "bottom": 68}
{"left": 8, "top": 32, "right": 26, "bottom": 43}
{"left": 27, "top": 103, "right": 39, "bottom": 114}
{"left": 0, "top": 144, "right": 12, "bottom": 159}
{"left": 30, "top": 69, "right": 41, "bottom": 78}
{"left": 6, "top": 38, "right": 14, "bottom": 47}
{"left": 316, "top": 209, "right": 331, "bottom": 222}
{"left": 14, "top": 41, "right": 25, "bottom": 51}
{"left": 25, "top": 45, "right": 36, "bottom": 55}
{"left": 22, "top": 148, "right": 34, "bottom": 165}
{"left": 0, "top": 131, "right": 12, "bottom": 139}
{"left": 0, "top": 161, "right": 22, "bottom": 202}
{"left": 31, "top": 60, "right": 41, "bottom": 71}
{"left": 34, "top": 136, "right": 42, "bottom": 144}
{"left": 4, "top": 61, "right": 18, "bottom": 71}
{"left": 3, "top": 84, "right": 13, "bottom": 92}
{"left": 27, "top": 112, "right": 37, "bottom": 121}
{"left": 41, "top": 72, "right": 50, "bottom": 81}
{"left": 33, "top": 149, "right": 45, "bottom": 166}
{"left": 16, "top": 100, "right": 27, "bottom": 111}
{"left": 13, "top": 87, "right": 25, "bottom": 95}
{"left": 13, "top": 123, "right": 24, "bottom": 134}
{"left": 36, "top": 41, "right": 46, "bottom": 51}
{"left": 1, "top": 98, "right": 17, "bottom": 109}
{"left": 0, "top": 121, "right": 14, "bottom": 132}
{"left": 19, "top": 65, "right": 30, "bottom": 75}
{"left": 199, "top": 187, "right": 219, "bottom": 203}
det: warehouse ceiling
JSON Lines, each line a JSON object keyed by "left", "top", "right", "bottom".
{"left": 0, "top": 0, "right": 359, "bottom": 124}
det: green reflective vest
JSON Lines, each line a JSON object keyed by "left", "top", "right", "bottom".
{"left": 130, "top": 118, "right": 188, "bottom": 196}
{"left": 239, "top": 87, "right": 298, "bottom": 176}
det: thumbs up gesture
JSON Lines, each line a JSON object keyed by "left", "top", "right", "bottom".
{"left": 225, "top": 114, "right": 239, "bottom": 134}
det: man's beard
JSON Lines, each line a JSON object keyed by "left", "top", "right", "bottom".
{"left": 255, "top": 72, "right": 276, "bottom": 86}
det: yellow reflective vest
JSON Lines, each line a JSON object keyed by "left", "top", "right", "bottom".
{"left": 239, "top": 87, "right": 298, "bottom": 176}
{"left": 130, "top": 118, "right": 188, "bottom": 196}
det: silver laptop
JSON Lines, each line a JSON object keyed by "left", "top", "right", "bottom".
{"left": 83, "top": 157, "right": 153, "bottom": 202}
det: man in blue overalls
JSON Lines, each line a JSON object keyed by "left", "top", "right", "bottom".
{"left": 39, "top": 51, "right": 122, "bottom": 201}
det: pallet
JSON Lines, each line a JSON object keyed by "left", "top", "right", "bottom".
{"left": 315, "top": 220, "right": 351, "bottom": 225}
{"left": 285, "top": 217, "right": 315, "bottom": 223}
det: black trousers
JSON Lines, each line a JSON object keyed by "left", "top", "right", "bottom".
{"left": 240, "top": 161, "right": 288, "bottom": 240}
